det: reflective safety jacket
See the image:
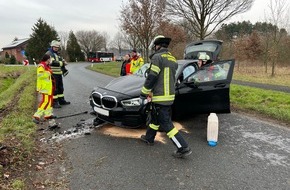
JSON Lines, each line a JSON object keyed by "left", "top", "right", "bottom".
{"left": 46, "top": 49, "right": 64, "bottom": 75}
{"left": 36, "top": 62, "right": 53, "bottom": 95}
{"left": 141, "top": 48, "right": 178, "bottom": 105}
{"left": 130, "top": 56, "right": 144, "bottom": 74}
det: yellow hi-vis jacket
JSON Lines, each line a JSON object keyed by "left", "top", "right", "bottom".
{"left": 130, "top": 56, "right": 144, "bottom": 74}
{"left": 36, "top": 62, "right": 53, "bottom": 95}
{"left": 141, "top": 48, "right": 177, "bottom": 106}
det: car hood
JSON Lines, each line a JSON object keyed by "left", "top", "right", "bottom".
{"left": 184, "top": 39, "right": 223, "bottom": 61}
{"left": 94, "top": 75, "right": 145, "bottom": 98}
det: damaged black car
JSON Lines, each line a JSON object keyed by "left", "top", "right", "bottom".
{"left": 89, "top": 39, "right": 235, "bottom": 128}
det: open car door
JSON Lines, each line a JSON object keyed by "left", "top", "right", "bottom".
{"left": 173, "top": 59, "right": 235, "bottom": 118}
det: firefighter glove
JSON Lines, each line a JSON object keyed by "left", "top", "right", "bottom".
{"left": 63, "top": 69, "right": 69, "bottom": 77}
{"left": 139, "top": 94, "right": 147, "bottom": 106}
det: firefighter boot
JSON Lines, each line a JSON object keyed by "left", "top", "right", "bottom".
{"left": 140, "top": 127, "right": 157, "bottom": 146}
{"left": 53, "top": 100, "right": 61, "bottom": 108}
{"left": 59, "top": 97, "right": 71, "bottom": 105}
{"left": 140, "top": 135, "right": 154, "bottom": 146}
{"left": 172, "top": 147, "right": 192, "bottom": 158}
{"left": 170, "top": 132, "right": 192, "bottom": 158}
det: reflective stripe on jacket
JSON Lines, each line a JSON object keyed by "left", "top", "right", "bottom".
{"left": 37, "top": 62, "right": 53, "bottom": 95}
{"left": 130, "top": 56, "right": 144, "bottom": 74}
{"left": 141, "top": 48, "right": 177, "bottom": 105}
{"left": 46, "top": 50, "right": 63, "bottom": 75}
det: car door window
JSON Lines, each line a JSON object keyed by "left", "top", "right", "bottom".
{"left": 177, "top": 64, "right": 198, "bottom": 84}
{"left": 183, "top": 65, "right": 197, "bottom": 79}
{"left": 188, "top": 61, "right": 231, "bottom": 83}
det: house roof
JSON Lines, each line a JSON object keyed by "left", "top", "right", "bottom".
{"left": 2, "top": 38, "right": 29, "bottom": 49}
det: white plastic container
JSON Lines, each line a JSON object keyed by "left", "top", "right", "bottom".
{"left": 207, "top": 113, "right": 219, "bottom": 146}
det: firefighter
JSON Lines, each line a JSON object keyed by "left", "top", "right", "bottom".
{"left": 46, "top": 40, "right": 70, "bottom": 108}
{"left": 197, "top": 54, "right": 224, "bottom": 81}
{"left": 197, "top": 53, "right": 211, "bottom": 68}
{"left": 129, "top": 49, "right": 144, "bottom": 74}
{"left": 139, "top": 35, "right": 192, "bottom": 158}
{"left": 32, "top": 54, "right": 56, "bottom": 123}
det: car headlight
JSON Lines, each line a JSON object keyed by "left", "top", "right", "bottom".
{"left": 121, "top": 98, "right": 141, "bottom": 107}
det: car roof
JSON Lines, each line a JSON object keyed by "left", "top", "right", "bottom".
{"left": 177, "top": 59, "right": 195, "bottom": 66}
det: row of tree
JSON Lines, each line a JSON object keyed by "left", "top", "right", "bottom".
{"left": 25, "top": 0, "right": 256, "bottom": 63}
{"left": 24, "top": 0, "right": 289, "bottom": 76}
{"left": 25, "top": 18, "right": 104, "bottom": 63}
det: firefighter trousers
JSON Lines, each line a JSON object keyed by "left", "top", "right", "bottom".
{"left": 145, "top": 104, "right": 189, "bottom": 150}
{"left": 52, "top": 74, "right": 65, "bottom": 103}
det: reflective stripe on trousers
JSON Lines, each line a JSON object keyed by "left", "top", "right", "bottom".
{"left": 146, "top": 104, "right": 188, "bottom": 149}
{"left": 33, "top": 93, "right": 53, "bottom": 118}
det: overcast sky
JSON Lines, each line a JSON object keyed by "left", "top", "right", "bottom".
{"left": 0, "top": 0, "right": 283, "bottom": 49}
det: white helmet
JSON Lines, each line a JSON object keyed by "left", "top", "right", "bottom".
{"left": 198, "top": 53, "right": 210, "bottom": 61}
{"left": 50, "top": 40, "right": 61, "bottom": 47}
{"left": 149, "top": 35, "right": 171, "bottom": 50}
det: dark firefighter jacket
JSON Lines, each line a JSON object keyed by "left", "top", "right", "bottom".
{"left": 46, "top": 49, "right": 64, "bottom": 75}
{"left": 141, "top": 48, "right": 177, "bottom": 106}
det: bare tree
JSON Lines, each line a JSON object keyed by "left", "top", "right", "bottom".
{"left": 109, "top": 32, "right": 128, "bottom": 54}
{"left": 58, "top": 31, "right": 69, "bottom": 50}
{"left": 58, "top": 31, "right": 69, "bottom": 60}
{"left": 109, "top": 32, "right": 122, "bottom": 50}
{"left": 102, "top": 32, "right": 109, "bottom": 51}
{"left": 75, "top": 30, "right": 106, "bottom": 56}
{"left": 119, "top": 0, "right": 167, "bottom": 61}
{"left": 265, "top": 0, "right": 289, "bottom": 76}
{"left": 123, "top": 32, "right": 141, "bottom": 51}
{"left": 157, "top": 21, "right": 188, "bottom": 59}
{"left": 166, "top": 0, "right": 254, "bottom": 40}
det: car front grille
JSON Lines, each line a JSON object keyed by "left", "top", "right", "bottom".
{"left": 92, "top": 92, "right": 102, "bottom": 107}
{"left": 92, "top": 91, "right": 117, "bottom": 109}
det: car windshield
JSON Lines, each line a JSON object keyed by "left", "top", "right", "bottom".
{"left": 134, "top": 63, "right": 150, "bottom": 77}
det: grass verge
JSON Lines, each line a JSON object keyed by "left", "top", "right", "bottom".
{"left": 0, "top": 65, "right": 37, "bottom": 189}
{"left": 231, "top": 84, "right": 290, "bottom": 124}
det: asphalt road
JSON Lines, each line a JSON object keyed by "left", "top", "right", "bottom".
{"left": 50, "top": 62, "right": 290, "bottom": 190}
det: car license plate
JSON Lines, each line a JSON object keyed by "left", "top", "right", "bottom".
{"left": 94, "top": 107, "right": 109, "bottom": 116}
